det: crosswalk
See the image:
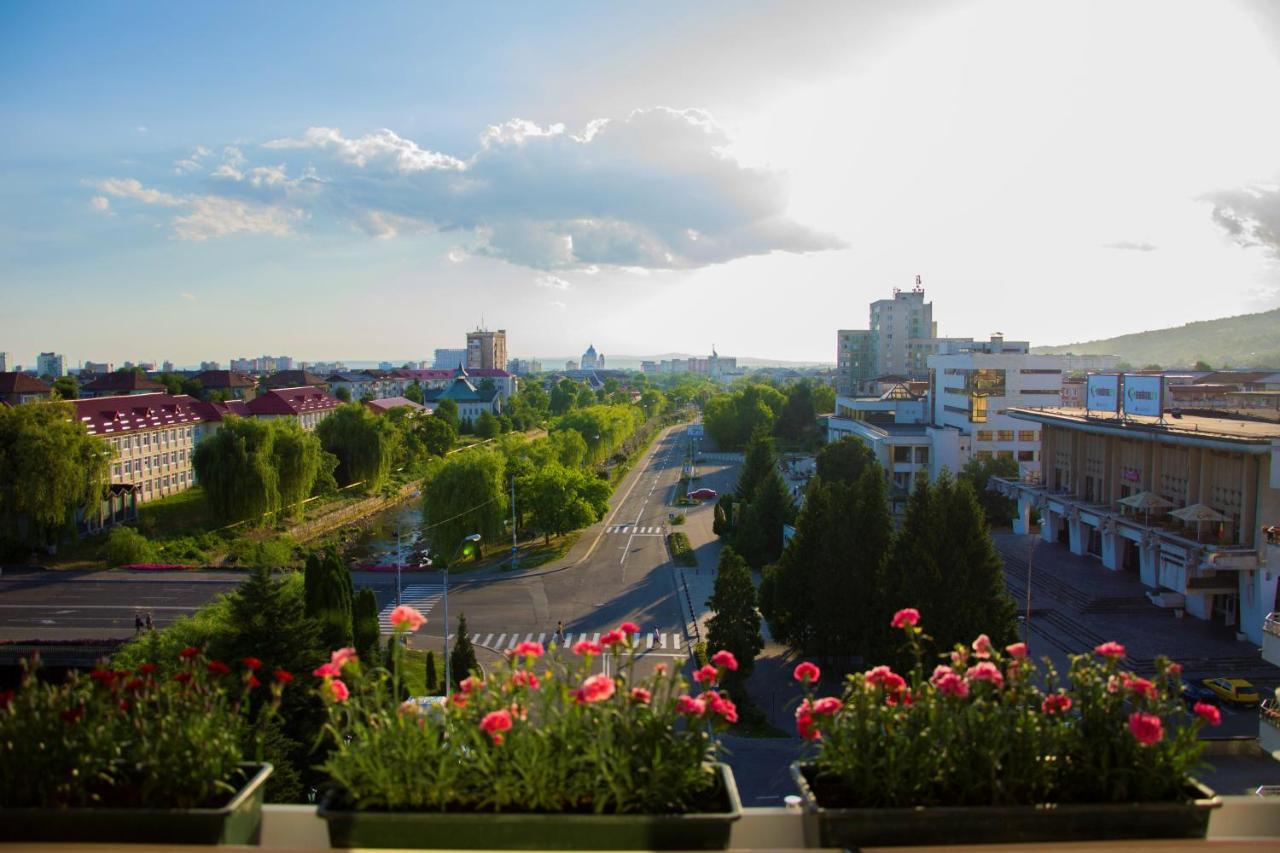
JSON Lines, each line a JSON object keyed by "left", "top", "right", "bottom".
{"left": 452, "top": 630, "right": 687, "bottom": 653}
{"left": 605, "top": 524, "right": 665, "bottom": 535}
{"left": 377, "top": 584, "right": 445, "bottom": 633}
{"left": 698, "top": 452, "right": 743, "bottom": 462}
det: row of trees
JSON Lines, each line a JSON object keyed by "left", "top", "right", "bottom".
{"left": 703, "top": 379, "right": 835, "bottom": 449}
{"left": 716, "top": 432, "right": 797, "bottom": 569}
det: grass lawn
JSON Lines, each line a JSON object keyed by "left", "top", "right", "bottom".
{"left": 509, "top": 531, "right": 582, "bottom": 571}
{"left": 401, "top": 646, "right": 446, "bottom": 697}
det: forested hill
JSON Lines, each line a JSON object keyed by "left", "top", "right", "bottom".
{"left": 1033, "top": 308, "right": 1280, "bottom": 368}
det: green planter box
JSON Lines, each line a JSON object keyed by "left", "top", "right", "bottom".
{"left": 0, "top": 762, "right": 272, "bottom": 845}
{"left": 318, "top": 762, "right": 740, "bottom": 849}
{"left": 791, "top": 762, "right": 1220, "bottom": 848}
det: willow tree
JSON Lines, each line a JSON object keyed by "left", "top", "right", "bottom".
{"left": 316, "top": 403, "right": 400, "bottom": 493}
{"left": 272, "top": 421, "right": 324, "bottom": 518}
{"left": 422, "top": 449, "right": 507, "bottom": 564}
{"left": 0, "top": 401, "right": 110, "bottom": 548}
{"left": 192, "top": 416, "right": 280, "bottom": 525}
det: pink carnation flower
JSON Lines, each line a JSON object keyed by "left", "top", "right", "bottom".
{"left": 1005, "top": 642, "right": 1028, "bottom": 659}
{"left": 600, "top": 629, "right": 625, "bottom": 647}
{"left": 693, "top": 664, "right": 719, "bottom": 685}
{"left": 1094, "top": 641, "right": 1126, "bottom": 659}
{"left": 711, "top": 650, "right": 738, "bottom": 671}
{"left": 328, "top": 679, "right": 350, "bottom": 702}
{"left": 1128, "top": 711, "right": 1164, "bottom": 745}
{"left": 1124, "top": 675, "right": 1157, "bottom": 700}
{"left": 811, "top": 696, "right": 842, "bottom": 715}
{"left": 389, "top": 605, "right": 426, "bottom": 632}
{"left": 965, "top": 661, "right": 1004, "bottom": 688}
{"left": 676, "top": 694, "right": 706, "bottom": 716}
{"left": 793, "top": 662, "right": 820, "bottom": 684}
{"left": 619, "top": 621, "right": 640, "bottom": 634}
{"left": 629, "top": 687, "right": 651, "bottom": 704}
{"left": 312, "top": 662, "right": 342, "bottom": 678}
{"left": 330, "top": 647, "right": 358, "bottom": 668}
{"left": 936, "top": 672, "right": 970, "bottom": 698}
{"left": 1042, "top": 693, "right": 1072, "bottom": 715}
{"left": 510, "top": 641, "right": 545, "bottom": 659}
{"left": 573, "top": 640, "right": 603, "bottom": 656}
{"left": 579, "top": 674, "right": 615, "bottom": 703}
{"left": 481, "top": 709, "right": 513, "bottom": 744}
{"left": 706, "top": 691, "right": 739, "bottom": 724}
{"left": 890, "top": 608, "right": 920, "bottom": 629}
{"left": 972, "top": 634, "right": 993, "bottom": 659}
{"left": 1193, "top": 702, "right": 1221, "bottom": 727}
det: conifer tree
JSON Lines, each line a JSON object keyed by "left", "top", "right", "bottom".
{"left": 449, "top": 613, "right": 478, "bottom": 689}
{"left": 352, "top": 588, "right": 381, "bottom": 662}
{"left": 735, "top": 430, "right": 776, "bottom": 501}
{"left": 304, "top": 548, "right": 353, "bottom": 650}
{"left": 705, "top": 547, "right": 763, "bottom": 697}
{"left": 425, "top": 650, "right": 439, "bottom": 694}
{"left": 735, "top": 468, "right": 793, "bottom": 568}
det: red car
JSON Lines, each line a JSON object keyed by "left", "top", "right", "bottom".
{"left": 687, "top": 488, "right": 717, "bottom": 501}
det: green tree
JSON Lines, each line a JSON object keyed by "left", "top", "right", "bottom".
{"left": 449, "top": 613, "right": 479, "bottom": 689}
{"left": 734, "top": 468, "right": 794, "bottom": 569}
{"left": 703, "top": 384, "right": 786, "bottom": 448}
{"left": 475, "top": 409, "right": 500, "bottom": 439}
{"left": 705, "top": 546, "right": 763, "bottom": 698}
{"left": 192, "top": 416, "right": 280, "bottom": 525}
{"left": 103, "top": 526, "right": 157, "bottom": 565}
{"left": 304, "top": 548, "right": 353, "bottom": 650}
{"left": 639, "top": 388, "right": 666, "bottom": 419}
{"left": 815, "top": 436, "right": 875, "bottom": 486}
{"left": 776, "top": 380, "right": 817, "bottom": 440}
{"left": 425, "top": 649, "right": 439, "bottom": 694}
{"left": 546, "top": 429, "right": 587, "bottom": 468}
{"left": 812, "top": 383, "right": 836, "bottom": 414}
{"left": 352, "top": 587, "right": 381, "bottom": 663}
{"left": 422, "top": 449, "right": 507, "bottom": 564}
{"left": 415, "top": 415, "right": 456, "bottom": 458}
{"left": 51, "top": 376, "right": 78, "bottom": 400}
{"left": 958, "top": 455, "right": 1020, "bottom": 528}
{"left": 404, "top": 380, "right": 424, "bottom": 404}
{"left": 334, "top": 386, "right": 352, "bottom": 402}
{"left": 520, "top": 463, "right": 611, "bottom": 543}
{"left": 272, "top": 421, "right": 323, "bottom": 518}
{"left": 316, "top": 403, "right": 399, "bottom": 492}
{"left": 735, "top": 431, "right": 776, "bottom": 501}
{"left": 434, "top": 398, "right": 460, "bottom": 431}
{"left": 0, "top": 401, "right": 110, "bottom": 548}
{"left": 549, "top": 380, "right": 577, "bottom": 416}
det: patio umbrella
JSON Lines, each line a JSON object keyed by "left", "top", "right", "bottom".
{"left": 1170, "top": 502, "right": 1228, "bottom": 540}
{"left": 1118, "top": 490, "right": 1174, "bottom": 525}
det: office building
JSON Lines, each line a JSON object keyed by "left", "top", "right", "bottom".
{"left": 36, "top": 352, "right": 66, "bottom": 378}
{"left": 83, "top": 361, "right": 113, "bottom": 375}
{"left": 433, "top": 348, "right": 468, "bottom": 369}
{"left": 466, "top": 328, "right": 507, "bottom": 371}
{"left": 0, "top": 352, "right": 11, "bottom": 373}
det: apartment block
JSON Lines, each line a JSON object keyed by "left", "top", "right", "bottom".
{"left": 466, "top": 328, "right": 507, "bottom": 370}
{"left": 0, "top": 352, "right": 12, "bottom": 372}
{"left": 433, "top": 348, "right": 468, "bottom": 369}
{"left": 74, "top": 393, "right": 205, "bottom": 505}
{"left": 36, "top": 352, "right": 66, "bottom": 378}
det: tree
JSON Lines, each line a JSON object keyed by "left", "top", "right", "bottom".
{"left": 422, "top": 449, "right": 507, "bottom": 564}
{"left": 705, "top": 546, "right": 763, "bottom": 698}
{"left": 703, "top": 384, "right": 786, "bottom": 448}
{"left": 272, "top": 421, "right": 324, "bottom": 518}
{"left": 434, "top": 398, "right": 460, "bottom": 431}
{"left": 192, "top": 416, "right": 280, "bottom": 525}
{"left": 0, "top": 401, "right": 110, "bottom": 549}
{"left": 352, "top": 587, "right": 381, "bottom": 663}
{"left": 549, "top": 380, "right": 578, "bottom": 416}
{"left": 103, "top": 526, "right": 157, "bottom": 565}
{"left": 812, "top": 384, "right": 836, "bottom": 414}
{"left": 316, "top": 403, "right": 399, "bottom": 492}
{"left": 734, "top": 468, "right": 794, "bottom": 569}
{"left": 576, "top": 387, "right": 597, "bottom": 409}
{"left": 735, "top": 431, "right": 776, "bottom": 501}
{"left": 404, "top": 380, "right": 424, "bottom": 404}
{"left": 1192, "top": 360, "right": 1212, "bottom": 372}
{"left": 639, "top": 388, "right": 666, "bottom": 419}
{"left": 449, "top": 614, "right": 478, "bottom": 688}
{"left": 546, "top": 429, "right": 587, "bottom": 468}
{"left": 334, "top": 386, "right": 352, "bottom": 402}
{"left": 304, "top": 548, "right": 353, "bottom": 650}
{"left": 414, "top": 415, "right": 456, "bottom": 458}
{"left": 51, "top": 376, "right": 78, "bottom": 400}
{"left": 425, "top": 650, "right": 439, "bottom": 694}
{"left": 776, "top": 380, "right": 817, "bottom": 440}
{"left": 815, "top": 437, "right": 875, "bottom": 486}
{"left": 521, "top": 463, "right": 610, "bottom": 543}
{"left": 475, "top": 410, "right": 500, "bottom": 439}
{"left": 958, "top": 455, "right": 1020, "bottom": 528}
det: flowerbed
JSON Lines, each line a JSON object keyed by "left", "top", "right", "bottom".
{"left": 793, "top": 609, "right": 1221, "bottom": 808}
{"left": 119, "top": 562, "right": 199, "bottom": 571}
{"left": 317, "top": 607, "right": 739, "bottom": 815}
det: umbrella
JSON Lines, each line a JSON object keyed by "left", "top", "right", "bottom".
{"left": 1118, "top": 490, "right": 1174, "bottom": 525}
{"left": 1170, "top": 502, "right": 1228, "bottom": 541}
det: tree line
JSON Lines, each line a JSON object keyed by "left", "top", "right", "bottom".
{"left": 703, "top": 378, "right": 835, "bottom": 449}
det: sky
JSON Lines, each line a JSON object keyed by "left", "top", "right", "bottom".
{"left": 3, "top": 0, "right": 1280, "bottom": 367}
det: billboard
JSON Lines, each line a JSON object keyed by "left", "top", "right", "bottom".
{"left": 1123, "top": 374, "right": 1163, "bottom": 417}
{"left": 1085, "top": 373, "right": 1120, "bottom": 413}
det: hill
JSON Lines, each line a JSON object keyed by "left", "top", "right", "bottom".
{"left": 1034, "top": 308, "right": 1280, "bottom": 368}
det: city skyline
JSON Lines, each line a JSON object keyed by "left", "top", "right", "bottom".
{"left": 5, "top": 0, "right": 1280, "bottom": 363}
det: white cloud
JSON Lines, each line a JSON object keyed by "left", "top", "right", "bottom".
{"left": 1101, "top": 241, "right": 1157, "bottom": 252}
{"left": 173, "top": 145, "right": 212, "bottom": 174}
{"left": 263, "top": 126, "right": 465, "bottom": 172}
{"left": 1204, "top": 184, "right": 1280, "bottom": 261}
{"left": 549, "top": 300, "right": 568, "bottom": 310}
{"left": 181, "top": 292, "right": 196, "bottom": 301}
{"left": 534, "top": 273, "right": 571, "bottom": 290}
{"left": 91, "top": 177, "right": 300, "bottom": 240}
{"left": 95, "top": 177, "right": 182, "bottom": 207}
{"left": 445, "top": 247, "right": 468, "bottom": 263}
{"left": 89, "top": 196, "right": 110, "bottom": 212}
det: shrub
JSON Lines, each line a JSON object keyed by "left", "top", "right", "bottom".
{"left": 103, "top": 526, "right": 157, "bottom": 566}
{"left": 668, "top": 532, "right": 697, "bottom": 567}
{"left": 670, "top": 513, "right": 686, "bottom": 526}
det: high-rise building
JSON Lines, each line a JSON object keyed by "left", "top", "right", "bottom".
{"left": 84, "top": 361, "right": 113, "bottom": 374}
{"left": 507, "top": 358, "right": 543, "bottom": 375}
{"left": 36, "top": 352, "right": 66, "bottom": 378}
{"left": 200, "top": 360, "right": 221, "bottom": 371}
{"left": 433, "top": 348, "right": 468, "bottom": 369}
{"left": 0, "top": 352, "right": 10, "bottom": 372}
{"left": 162, "top": 360, "right": 175, "bottom": 373}
{"left": 466, "top": 328, "right": 507, "bottom": 370}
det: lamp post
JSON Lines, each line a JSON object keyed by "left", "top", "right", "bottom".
{"left": 1024, "top": 512, "right": 1041, "bottom": 647}
{"left": 443, "top": 533, "right": 482, "bottom": 698}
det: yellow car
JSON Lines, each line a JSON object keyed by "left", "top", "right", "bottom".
{"left": 1201, "top": 677, "right": 1260, "bottom": 706}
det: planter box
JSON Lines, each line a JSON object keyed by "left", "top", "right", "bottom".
{"left": 1, "top": 762, "right": 272, "bottom": 845}
{"left": 790, "top": 762, "right": 1220, "bottom": 848}
{"left": 318, "top": 762, "right": 740, "bottom": 849}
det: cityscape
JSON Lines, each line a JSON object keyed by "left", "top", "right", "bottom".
{"left": 3, "top": 1, "right": 1280, "bottom": 850}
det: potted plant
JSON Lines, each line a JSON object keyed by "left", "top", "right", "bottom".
{"left": 790, "top": 608, "right": 1222, "bottom": 848}
{"left": 316, "top": 606, "right": 741, "bottom": 849}
{"left": 0, "top": 647, "right": 287, "bottom": 844}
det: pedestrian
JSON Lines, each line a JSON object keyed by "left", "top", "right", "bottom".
{"left": 554, "top": 620, "right": 565, "bottom": 647}
{"left": 134, "top": 613, "right": 144, "bottom": 635}
{"left": 145, "top": 611, "right": 154, "bottom": 632}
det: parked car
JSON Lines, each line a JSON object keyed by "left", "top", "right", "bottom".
{"left": 687, "top": 488, "right": 718, "bottom": 501}
{"left": 1180, "top": 680, "right": 1219, "bottom": 708}
{"left": 1201, "top": 677, "right": 1260, "bottom": 706}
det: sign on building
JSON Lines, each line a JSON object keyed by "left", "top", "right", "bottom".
{"left": 1085, "top": 373, "right": 1120, "bottom": 413}
{"left": 1122, "top": 374, "right": 1163, "bottom": 417}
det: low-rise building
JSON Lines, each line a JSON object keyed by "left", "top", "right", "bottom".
{"left": 423, "top": 375, "right": 501, "bottom": 422}
{"left": 364, "top": 396, "right": 427, "bottom": 416}
{"left": 244, "top": 386, "right": 341, "bottom": 430}
{"left": 80, "top": 372, "right": 166, "bottom": 398}
{"left": 394, "top": 366, "right": 517, "bottom": 401}
{"left": 259, "top": 370, "right": 328, "bottom": 392}
{"left": 73, "top": 393, "right": 205, "bottom": 506}
{"left": 993, "top": 407, "right": 1279, "bottom": 645}
{"left": 195, "top": 370, "right": 256, "bottom": 400}
{"left": 0, "top": 372, "right": 53, "bottom": 405}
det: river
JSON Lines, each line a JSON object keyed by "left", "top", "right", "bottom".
{"left": 341, "top": 496, "right": 434, "bottom": 570}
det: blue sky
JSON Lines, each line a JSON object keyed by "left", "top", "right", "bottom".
{"left": 3, "top": 1, "right": 1280, "bottom": 367}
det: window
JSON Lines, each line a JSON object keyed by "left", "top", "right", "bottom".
{"left": 914, "top": 447, "right": 929, "bottom": 464}
{"left": 112, "top": 464, "right": 121, "bottom": 478}
{"left": 997, "top": 450, "right": 1014, "bottom": 460}
{"left": 893, "top": 446, "right": 912, "bottom": 463}
{"left": 1019, "top": 368, "right": 1062, "bottom": 375}
{"left": 976, "top": 450, "right": 993, "bottom": 460}
{"left": 976, "top": 430, "right": 994, "bottom": 441}
{"left": 1020, "top": 389, "right": 1060, "bottom": 395}
{"left": 969, "top": 395, "right": 988, "bottom": 423}
{"left": 997, "top": 430, "right": 1015, "bottom": 442}
{"left": 1018, "top": 450, "right": 1035, "bottom": 462}
{"left": 1018, "top": 430, "right": 1036, "bottom": 442}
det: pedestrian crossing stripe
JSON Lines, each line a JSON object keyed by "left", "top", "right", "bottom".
{"left": 377, "top": 584, "right": 445, "bottom": 633}
{"left": 606, "top": 525, "right": 665, "bottom": 535}
{"left": 448, "top": 630, "right": 686, "bottom": 651}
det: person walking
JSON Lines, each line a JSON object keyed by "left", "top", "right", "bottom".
{"left": 554, "top": 620, "right": 565, "bottom": 647}
{"left": 134, "top": 613, "right": 144, "bottom": 635}
{"left": 144, "top": 611, "right": 154, "bottom": 632}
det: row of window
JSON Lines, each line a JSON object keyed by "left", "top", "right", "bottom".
{"left": 976, "top": 450, "right": 1037, "bottom": 462}
{"left": 111, "top": 449, "right": 192, "bottom": 479}
{"left": 975, "top": 430, "right": 1038, "bottom": 442}
{"left": 108, "top": 427, "right": 193, "bottom": 455}
{"left": 139, "top": 471, "right": 192, "bottom": 496}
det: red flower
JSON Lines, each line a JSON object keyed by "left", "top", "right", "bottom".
{"left": 864, "top": 666, "right": 907, "bottom": 696}
{"left": 1128, "top": 711, "right": 1164, "bottom": 745}
{"left": 629, "top": 687, "right": 652, "bottom": 704}
{"left": 972, "top": 634, "right": 993, "bottom": 659}
{"left": 207, "top": 660, "right": 230, "bottom": 676}
{"left": 328, "top": 679, "right": 350, "bottom": 703}
{"left": 117, "top": 699, "right": 130, "bottom": 712}
{"left": 249, "top": 675, "right": 262, "bottom": 689}
{"left": 450, "top": 692, "right": 468, "bottom": 708}
{"left": 711, "top": 650, "right": 738, "bottom": 672}
{"left": 707, "top": 691, "right": 739, "bottom": 724}
{"left": 173, "top": 671, "right": 192, "bottom": 683}
{"left": 692, "top": 664, "right": 719, "bottom": 685}
{"left": 890, "top": 608, "right": 920, "bottom": 629}
{"left": 89, "top": 669, "right": 118, "bottom": 689}
{"left": 460, "top": 676, "right": 484, "bottom": 694}
{"left": 1123, "top": 675, "right": 1157, "bottom": 700}
{"left": 480, "top": 709, "right": 513, "bottom": 744}
{"left": 1042, "top": 693, "right": 1072, "bottom": 715}
{"left": 179, "top": 647, "right": 200, "bottom": 659}
{"left": 136, "top": 663, "right": 158, "bottom": 675}
{"left": 1193, "top": 702, "right": 1222, "bottom": 727}
{"left": 795, "top": 700, "right": 821, "bottom": 740}
{"left": 572, "top": 640, "right": 602, "bottom": 656}
{"left": 811, "top": 696, "right": 842, "bottom": 715}
{"left": 241, "top": 657, "right": 262, "bottom": 671}
{"left": 676, "top": 694, "right": 706, "bottom": 716}
{"left": 1094, "top": 641, "right": 1126, "bottom": 659}
{"left": 1005, "top": 642, "right": 1028, "bottom": 659}
{"left": 965, "top": 661, "right": 1004, "bottom": 688}
{"left": 313, "top": 662, "right": 342, "bottom": 678}
{"left": 510, "top": 641, "right": 545, "bottom": 659}
{"left": 1167, "top": 661, "right": 1183, "bottom": 676}
{"left": 389, "top": 605, "right": 427, "bottom": 632}
{"left": 60, "top": 706, "right": 84, "bottom": 723}
{"left": 600, "top": 629, "right": 625, "bottom": 647}
{"left": 935, "top": 672, "right": 970, "bottom": 698}
{"left": 619, "top": 621, "right": 640, "bottom": 634}
{"left": 510, "top": 670, "right": 540, "bottom": 690}
{"left": 793, "top": 661, "right": 820, "bottom": 684}
{"left": 579, "top": 674, "right": 616, "bottom": 703}
{"left": 273, "top": 669, "right": 293, "bottom": 684}
{"left": 124, "top": 677, "right": 145, "bottom": 692}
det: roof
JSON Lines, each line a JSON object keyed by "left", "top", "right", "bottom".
{"left": 1196, "top": 371, "right": 1276, "bottom": 386}
{"left": 247, "top": 387, "right": 341, "bottom": 416}
{"left": 0, "top": 372, "right": 52, "bottom": 394}
{"left": 423, "top": 377, "right": 498, "bottom": 403}
{"left": 259, "top": 370, "right": 326, "bottom": 389}
{"left": 195, "top": 370, "right": 254, "bottom": 388}
{"left": 1008, "top": 406, "right": 1280, "bottom": 446}
{"left": 365, "top": 396, "right": 426, "bottom": 414}
{"left": 393, "top": 367, "right": 511, "bottom": 381}
{"left": 325, "top": 371, "right": 377, "bottom": 382}
{"left": 80, "top": 372, "right": 165, "bottom": 393}
{"left": 71, "top": 393, "right": 209, "bottom": 436}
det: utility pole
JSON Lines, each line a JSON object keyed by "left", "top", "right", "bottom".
{"left": 395, "top": 522, "right": 402, "bottom": 607}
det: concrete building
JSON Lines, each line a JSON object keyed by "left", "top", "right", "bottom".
{"left": 566, "top": 360, "right": 579, "bottom": 371}
{"left": 83, "top": 361, "right": 113, "bottom": 375}
{"left": 80, "top": 372, "right": 166, "bottom": 398}
{"left": 74, "top": 393, "right": 206, "bottom": 506}
{"left": 1047, "top": 353, "right": 1122, "bottom": 373}
{"left": 433, "top": 348, "right": 468, "bottom": 369}
{"left": 581, "top": 344, "right": 604, "bottom": 371}
{"left": 243, "top": 387, "right": 340, "bottom": 431}
{"left": 199, "top": 361, "right": 221, "bottom": 371}
{"left": 0, "top": 352, "right": 10, "bottom": 373}
{"left": 195, "top": 370, "right": 256, "bottom": 401}
{"left": 993, "top": 407, "right": 1280, "bottom": 645}
{"left": 0, "top": 372, "right": 53, "bottom": 405}
{"left": 259, "top": 370, "right": 328, "bottom": 392}
{"left": 36, "top": 352, "right": 66, "bottom": 378}
{"left": 466, "top": 328, "right": 507, "bottom": 371}
{"left": 422, "top": 374, "right": 501, "bottom": 422}
{"left": 393, "top": 366, "right": 517, "bottom": 401}
{"left": 507, "top": 358, "right": 542, "bottom": 375}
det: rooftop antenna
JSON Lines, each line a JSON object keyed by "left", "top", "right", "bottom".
{"left": 914, "top": 274, "right": 923, "bottom": 292}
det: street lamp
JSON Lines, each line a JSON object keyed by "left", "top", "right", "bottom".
{"left": 443, "top": 533, "right": 481, "bottom": 698}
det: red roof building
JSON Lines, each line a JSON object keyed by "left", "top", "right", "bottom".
{"left": 0, "top": 372, "right": 53, "bottom": 405}
{"left": 246, "top": 386, "right": 341, "bottom": 430}
{"left": 80, "top": 372, "right": 166, "bottom": 398}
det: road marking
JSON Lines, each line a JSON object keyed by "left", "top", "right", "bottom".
{"left": 0, "top": 604, "right": 202, "bottom": 611}
{"left": 592, "top": 632, "right": 600, "bottom": 643}
{"left": 471, "top": 633, "right": 481, "bottom": 644}
{"left": 377, "top": 584, "right": 446, "bottom": 632}
{"left": 494, "top": 633, "right": 506, "bottom": 648}
{"left": 646, "top": 633, "right": 654, "bottom": 649}
{"left": 482, "top": 633, "right": 494, "bottom": 647}
{"left": 537, "top": 632, "right": 546, "bottom": 644}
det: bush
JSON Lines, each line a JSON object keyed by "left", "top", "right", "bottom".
{"left": 670, "top": 513, "right": 686, "bottom": 526}
{"left": 103, "top": 526, "right": 157, "bottom": 566}
{"left": 229, "top": 535, "right": 297, "bottom": 568}
{"left": 668, "top": 532, "right": 697, "bottom": 567}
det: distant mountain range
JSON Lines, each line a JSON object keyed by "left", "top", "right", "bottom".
{"left": 524, "top": 354, "right": 833, "bottom": 371}
{"left": 1033, "top": 308, "right": 1280, "bottom": 369}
